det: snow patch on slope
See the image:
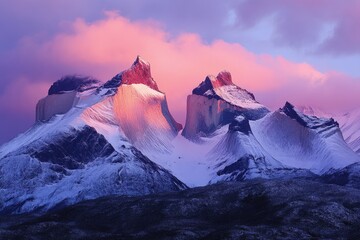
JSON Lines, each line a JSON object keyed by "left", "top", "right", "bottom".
{"left": 144, "top": 125, "right": 229, "bottom": 187}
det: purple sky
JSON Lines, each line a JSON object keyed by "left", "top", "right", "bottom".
{"left": 0, "top": 0, "right": 359, "bottom": 145}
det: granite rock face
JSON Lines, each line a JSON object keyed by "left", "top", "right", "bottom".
{"left": 36, "top": 76, "right": 100, "bottom": 122}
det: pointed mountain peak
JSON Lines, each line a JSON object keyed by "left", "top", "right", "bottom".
{"left": 122, "top": 56, "right": 159, "bottom": 91}
{"left": 280, "top": 101, "right": 308, "bottom": 126}
{"left": 280, "top": 101, "right": 339, "bottom": 135}
{"left": 283, "top": 101, "right": 295, "bottom": 111}
{"left": 206, "top": 70, "right": 233, "bottom": 88}
{"left": 192, "top": 70, "right": 258, "bottom": 103}
{"left": 193, "top": 70, "right": 234, "bottom": 96}
{"left": 133, "top": 55, "right": 150, "bottom": 67}
{"left": 104, "top": 56, "right": 159, "bottom": 91}
{"left": 215, "top": 70, "right": 233, "bottom": 87}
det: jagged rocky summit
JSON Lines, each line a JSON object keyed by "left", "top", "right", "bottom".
{"left": 182, "top": 71, "right": 269, "bottom": 140}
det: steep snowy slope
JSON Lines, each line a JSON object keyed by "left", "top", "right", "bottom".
{"left": 182, "top": 71, "right": 269, "bottom": 140}
{"left": 0, "top": 56, "right": 186, "bottom": 214}
{"left": 104, "top": 56, "right": 181, "bottom": 153}
{"left": 251, "top": 102, "right": 359, "bottom": 173}
{"left": 337, "top": 108, "right": 360, "bottom": 154}
{"left": 0, "top": 125, "right": 186, "bottom": 214}
{"left": 297, "top": 105, "right": 360, "bottom": 155}
{"left": 208, "top": 116, "right": 314, "bottom": 183}
{"left": 113, "top": 84, "right": 181, "bottom": 154}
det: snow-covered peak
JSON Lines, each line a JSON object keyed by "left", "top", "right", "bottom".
{"left": 193, "top": 71, "right": 234, "bottom": 95}
{"left": 104, "top": 56, "right": 159, "bottom": 91}
{"left": 295, "top": 105, "right": 360, "bottom": 154}
{"left": 33, "top": 56, "right": 181, "bottom": 151}
{"left": 251, "top": 108, "right": 360, "bottom": 174}
{"left": 183, "top": 71, "right": 268, "bottom": 140}
{"left": 192, "top": 71, "right": 259, "bottom": 108}
{"left": 208, "top": 114, "right": 314, "bottom": 183}
{"left": 280, "top": 102, "right": 339, "bottom": 137}
{"left": 0, "top": 56, "right": 186, "bottom": 214}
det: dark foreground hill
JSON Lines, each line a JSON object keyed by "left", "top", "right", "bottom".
{"left": 1, "top": 179, "right": 360, "bottom": 240}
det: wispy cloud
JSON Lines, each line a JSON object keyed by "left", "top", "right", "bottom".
{"left": 235, "top": 0, "right": 360, "bottom": 55}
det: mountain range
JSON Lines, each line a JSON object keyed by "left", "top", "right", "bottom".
{"left": 1, "top": 56, "right": 360, "bottom": 216}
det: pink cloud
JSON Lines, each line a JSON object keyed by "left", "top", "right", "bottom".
{"left": 1, "top": 12, "right": 359, "bottom": 143}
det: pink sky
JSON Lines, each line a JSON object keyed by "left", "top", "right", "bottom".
{"left": 0, "top": 2, "right": 359, "bottom": 144}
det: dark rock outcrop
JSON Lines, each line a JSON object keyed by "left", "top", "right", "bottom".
{"left": 14, "top": 126, "right": 115, "bottom": 169}
{"left": 322, "top": 162, "right": 360, "bottom": 189}
{"left": 48, "top": 75, "right": 100, "bottom": 95}
{"left": 228, "top": 116, "right": 251, "bottom": 135}
{"left": 281, "top": 102, "right": 339, "bottom": 137}
{"left": 1, "top": 179, "right": 360, "bottom": 239}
